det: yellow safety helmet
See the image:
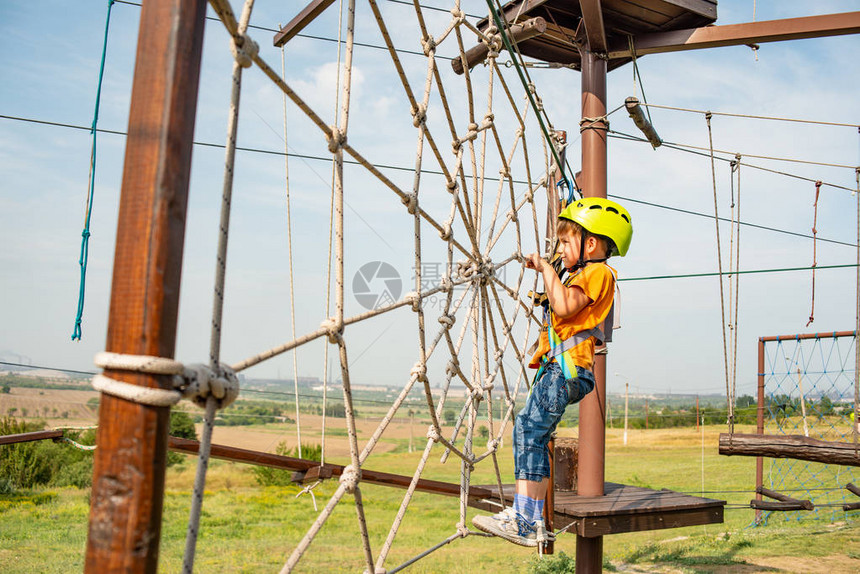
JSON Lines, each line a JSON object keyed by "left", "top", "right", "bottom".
{"left": 559, "top": 197, "right": 633, "bottom": 257}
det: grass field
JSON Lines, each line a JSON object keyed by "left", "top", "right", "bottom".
{"left": 2, "top": 415, "right": 859, "bottom": 572}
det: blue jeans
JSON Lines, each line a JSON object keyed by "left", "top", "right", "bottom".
{"left": 513, "top": 361, "right": 595, "bottom": 482}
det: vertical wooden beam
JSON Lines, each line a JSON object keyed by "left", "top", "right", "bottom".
{"left": 543, "top": 436, "right": 555, "bottom": 554}
{"left": 545, "top": 130, "right": 567, "bottom": 254}
{"left": 84, "top": 1, "right": 207, "bottom": 572}
{"left": 755, "top": 337, "right": 765, "bottom": 525}
{"left": 578, "top": 0, "right": 607, "bottom": 54}
{"left": 576, "top": 46, "right": 608, "bottom": 574}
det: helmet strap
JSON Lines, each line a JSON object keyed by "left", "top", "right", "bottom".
{"left": 569, "top": 233, "right": 607, "bottom": 272}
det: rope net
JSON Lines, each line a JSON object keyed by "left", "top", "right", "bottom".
{"left": 760, "top": 332, "right": 860, "bottom": 523}
{"left": 180, "top": 0, "right": 567, "bottom": 571}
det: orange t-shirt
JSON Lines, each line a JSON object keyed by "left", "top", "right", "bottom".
{"left": 528, "top": 263, "right": 616, "bottom": 372}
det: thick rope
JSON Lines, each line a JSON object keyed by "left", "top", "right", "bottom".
{"left": 807, "top": 181, "right": 822, "bottom": 327}
{"left": 279, "top": 31, "right": 303, "bottom": 462}
{"left": 183, "top": 2, "right": 256, "bottom": 572}
{"left": 706, "top": 113, "right": 733, "bottom": 432}
{"left": 72, "top": 0, "right": 115, "bottom": 341}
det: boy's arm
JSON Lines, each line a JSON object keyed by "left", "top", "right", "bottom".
{"left": 526, "top": 254, "right": 591, "bottom": 318}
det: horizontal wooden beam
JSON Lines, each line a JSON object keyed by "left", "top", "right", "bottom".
{"left": 719, "top": 433, "right": 860, "bottom": 467}
{"left": 609, "top": 12, "right": 860, "bottom": 59}
{"left": 273, "top": 0, "right": 336, "bottom": 47}
{"left": 0, "top": 429, "right": 64, "bottom": 445}
{"left": 167, "top": 436, "right": 495, "bottom": 499}
{"left": 569, "top": 505, "right": 724, "bottom": 537}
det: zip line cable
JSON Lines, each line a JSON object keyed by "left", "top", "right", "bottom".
{"left": 3, "top": 112, "right": 857, "bottom": 250}
{"left": 640, "top": 102, "right": 860, "bottom": 129}
{"left": 618, "top": 263, "right": 859, "bottom": 282}
{"left": 71, "top": 0, "right": 115, "bottom": 341}
{"left": 609, "top": 130, "right": 859, "bottom": 193}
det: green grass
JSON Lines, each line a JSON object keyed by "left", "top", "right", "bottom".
{"left": 0, "top": 426, "right": 857, "bottom": 573}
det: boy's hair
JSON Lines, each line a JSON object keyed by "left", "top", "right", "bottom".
{"left": 556, "top": 218, "right": 616, "bottom": 258}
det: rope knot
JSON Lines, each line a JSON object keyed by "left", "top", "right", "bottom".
{"left": 421, "top": 35, "right": 437, "bottom": 56}
{"left": 524, "top": 188, "right": 535, "bottom": 203}
{"left": 450, "top": 7, "right": 465, "bottom": 24}
{"left": 181, "top": 363, "right": 240, "bottom": 409}
{"left": 471, "top": 387, "right": 484, "bottom": 401}
{"left": 339, "top": 464, "right": 361, "bottom": 493}
{"left": 484, "top": 27, "right": 502, "bottom": 57}
{"left": 446, "top": 179, "right": 459, "bottom": 195}
{"left": 445, "top": 357, "right": 460, "bottom": 376}
{"left": 487, "top": 438, "right": 499, "bottom": 452}
{"left": 506, "top": 208, "right": 518, "bottom": 223}
{"left": 401, "top": 193, "right": 418, "bottom": 215}
{"left": 230, "top": 34, "right": 259, "bottom": 68}
{"left": 320, "top": 317, "right": 344, "bottom": 343}
{"left": 438, "top": 314, "right": 456, "bottom": 328}
{"left": 411, "top": 104, "right": 427, "bottom": 127}
{"left": 411, "top": 361, "right": 428, "bottom": 382}
{"left": 440, "top": 276, "right": 454, "bottom": 292}
{"left": 456, "top": 522, "right": 469, "bottom": 537}
{"left": 439, "top": 223, "right": 452, "bottom": 241}
{"left": 403, "top": 291, "right": 421, "bottom": 312}
{"left": 327, "top": 125, "right": 347, "bottom": 153}
{"left": 426, "top": 425, "right": 441, "bottom": 442}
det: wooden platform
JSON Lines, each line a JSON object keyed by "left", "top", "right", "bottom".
{"left": 472, "top": 482, "right": 725, "bottom": 538}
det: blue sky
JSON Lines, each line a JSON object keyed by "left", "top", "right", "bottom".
{"left": 1, "top": 0, "right": 859, "bottom": 400}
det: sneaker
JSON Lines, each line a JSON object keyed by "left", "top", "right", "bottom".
{"left": 472, "top": 507, "right": 540, "bottom": 547}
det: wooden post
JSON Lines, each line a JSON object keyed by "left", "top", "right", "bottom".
{"left": 543, "top": 436, "right": 555, "bottom": 554}
{"left": 576, "top": 41, "right": 608, "bottom": 574}
{"left": 755, "top": 337, "right": 765, "bottom": 524}
{"left": 84, "top": 1, "right": 207, "bottom": 572}
{"left": 545, "top": 130, "right": 567, "bottom": 254}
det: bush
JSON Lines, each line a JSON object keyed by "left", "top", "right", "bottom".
{"left": 0, "top": 417, "right": 95, "bottom": 490}
{"left": 252, "top": 441, "right": 321, "bottom": 486}
{"left": 529, "top": 551, "right": 576, "bottom": 574}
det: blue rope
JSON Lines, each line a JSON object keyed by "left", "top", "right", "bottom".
{"left": 72, "top": 0, "right": 115, "bottom": 341}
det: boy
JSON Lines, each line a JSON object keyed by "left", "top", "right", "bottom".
{"left": 472, "top": 197, "right": 633, "bottom": 547}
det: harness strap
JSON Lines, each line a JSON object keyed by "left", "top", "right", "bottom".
{"left": 546, "top": 326, "right": 605, "bottom": 359}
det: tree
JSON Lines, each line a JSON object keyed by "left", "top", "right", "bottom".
{"left": 1, "top": 384, "right": 10, "bottom": 394}
{"left": 443, "top": 409, "right": 457, "bottom": 425}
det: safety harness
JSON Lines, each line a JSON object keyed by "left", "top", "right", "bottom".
{"left": 531, "top": 263, "right": 617, "bottom": 387}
